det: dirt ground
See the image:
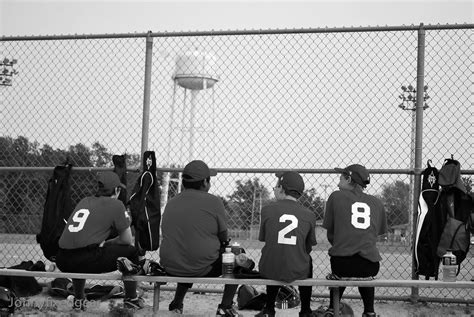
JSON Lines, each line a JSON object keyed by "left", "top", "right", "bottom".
{"left": 10, "top": 285, "right": 473, "bottom": 317}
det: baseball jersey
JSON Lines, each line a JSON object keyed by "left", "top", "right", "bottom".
{"left": 58, "top": 196, "right": 131, "bottom": 249}
{"left": 258, "top": 199, "right": 317, "bottom": 283}
{"left": 322, "top": 188, "right": 387, "bottom": 262}
{"left": 159, "top": 189, "right": 228, "bottom": 277}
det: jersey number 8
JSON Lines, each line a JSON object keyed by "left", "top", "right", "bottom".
{"left": 351, "top": 202, "right": 371, "bottom": 229}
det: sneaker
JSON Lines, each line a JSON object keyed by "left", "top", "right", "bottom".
{"left": 312, "top": 306, "right": 334, "bottom": 317}
{"left": 216, "top": 303, "right": 242, "bottom": 317}
{"left": 71, "top": 297, "right": 86, "bottom": 311}
{"left": 169, "top": 300, "right": 183, "bottom": 314}
{"left": 117, "top": 257, "right": 141, "bottom": 275}
{"left": 255, "top": 307, "right": 276, "bottom": 317}
{"left": 123, "top": 297, "right": 145, "bottom": 310}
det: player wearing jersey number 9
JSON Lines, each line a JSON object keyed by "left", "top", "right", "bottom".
{"left": 322, "top": 164, "right": 388, "bottom": 317}
{"left": 56, "top": 171, "right": 144, "bottom": 311}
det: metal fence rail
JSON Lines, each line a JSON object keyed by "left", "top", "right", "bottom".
{"left": 1, "top": 24, "right": 473, "bottom": 303}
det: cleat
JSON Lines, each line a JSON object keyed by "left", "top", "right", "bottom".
{"left": 254, "top": 307, "right": 276, "bottom": 317}
{"left": 169, "top": 300, "right": 183, "bottom": 314}
{"left": 123, "top": 296, "right": 145, "bottom": 310}
{"left": 216, "top": 303, "right": 242, "bottom": 316}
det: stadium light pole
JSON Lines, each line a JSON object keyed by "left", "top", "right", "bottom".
{"left": 398, "top": 84, "right": 429, "bottom": 244}
{"left": 0, "top": 58, "right": 19, "bottom": 86}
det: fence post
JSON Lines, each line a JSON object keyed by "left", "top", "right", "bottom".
{"left": 140, "top": 31, "right": 153, "bottom": 158}
{"left": 410, "top": 22, "right": 426, "bottom": 303}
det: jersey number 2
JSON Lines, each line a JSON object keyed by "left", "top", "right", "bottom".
{"left": 351, "top": 202, "right": 370, "bottom": 229}
{"left": 68, "top": 209, "right": 90, "bottom": 232}
{"left": 277, "top": 214, "right": 298, "bottom": 245}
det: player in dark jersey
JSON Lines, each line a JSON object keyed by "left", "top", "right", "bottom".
{"left": 159, "top": 160, "right": 241, "bottom": 317}
{"left": 256, "top": 171, "right": 317, "bottom": 317}
{"left": 322, "top": 164, "right": 387, "bottom": 317}
{"left": 56, "top": 171, "right": 144, "bottom": 311}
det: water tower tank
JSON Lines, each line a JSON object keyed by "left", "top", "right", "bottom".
{"left": 173, "top": 50, "right": 218, "bottom": 90}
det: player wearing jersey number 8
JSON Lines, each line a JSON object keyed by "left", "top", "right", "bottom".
{"left": 322, "top": 164, "right": 388, "bottom": 317}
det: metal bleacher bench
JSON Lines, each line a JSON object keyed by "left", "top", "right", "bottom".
{"left": 0, "top": 269, "right": 472, "bottom": 317}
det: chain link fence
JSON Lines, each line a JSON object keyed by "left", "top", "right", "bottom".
{"left": 1, "top": 24, "right": 473, "bottom": 303}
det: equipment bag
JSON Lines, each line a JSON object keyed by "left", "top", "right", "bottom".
{"left": 414, "top": 160, "right": 441, "bottom": 279}
{"left": 236, "top": 285, "right": 266, "bottom": 310}
{"left": 128, "top": 151, "right": 161, "bottom": 254}
{"left": 36, "top": 163, "right": 73, "bottom": 262}
{"left": 435, "top": 156, "right": 473, "bottom": 276}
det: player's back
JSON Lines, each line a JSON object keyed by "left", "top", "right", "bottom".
{"left": 324, "top": 189, "right": 386, "bottom": 262}
{"left": 258, "top": 199, "right": 316, "bottom": 282}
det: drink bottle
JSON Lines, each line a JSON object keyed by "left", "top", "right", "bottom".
{"left": 442, "top": 250, "right": 457, "bottom": 282}
{"left": 222, "top": 247, "right": 235, "bottom": 278}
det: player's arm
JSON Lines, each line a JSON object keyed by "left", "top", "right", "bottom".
{"left": 322, "top": 194, "right": 335, "bottom": 244}
{"left": 103, "top": 227, "right": 133, "bottom": 246}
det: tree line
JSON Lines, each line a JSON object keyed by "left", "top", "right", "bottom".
{"left": 2, "top": 136, "right": 470, "bottom": 234}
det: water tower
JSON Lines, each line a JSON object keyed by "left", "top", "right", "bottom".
{"left": 161, "top": 49, "right": 219, "bottom": 211}
{"left": 170, "top": 49, "right": 219, "bottom": 162}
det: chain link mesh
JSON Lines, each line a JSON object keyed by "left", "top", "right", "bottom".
{"left": 1, "top": 25, "right": 472, "bottom": 302}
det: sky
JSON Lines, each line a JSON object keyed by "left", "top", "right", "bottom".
{"left": 1, "top": 0, "right": 472, "bottom": 37}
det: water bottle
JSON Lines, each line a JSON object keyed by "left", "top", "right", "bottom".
{"left": 222, "top": 247, "right": 235, "bottom": 278}
{"left": 442, "top": 250, "right": 457, "bottom": 282}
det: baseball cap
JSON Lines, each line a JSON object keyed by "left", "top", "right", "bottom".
{"left": 97, "top": 171, "right": 126, "bottom": 192}
{"left": 334, "top": 164, "right": 370, "bottom": 188}
{"left": 182, "top": 160, "right": 217, "bottom": 182}
{"left": 275, "top": 171, "right": 305, "bottom": 196}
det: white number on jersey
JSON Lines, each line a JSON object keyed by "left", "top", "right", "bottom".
{"left": 351, "top": 202, "right": 370, "bottom": 229}
{"left": 277, "top": 214, "right": 298, "bottom": 245}
{"left": 68, "top": 209, "right": 90, "bottom": 232}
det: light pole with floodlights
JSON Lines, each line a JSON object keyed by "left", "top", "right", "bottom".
{"left": 398, "top": 84, "right": 429, "bottom": 243}
{"left": 0, "top": 58, "right": 19, "bottom": 86}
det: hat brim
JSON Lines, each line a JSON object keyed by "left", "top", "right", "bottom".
{"left": 209, "top": 169, "right": 217, "bottom": 177}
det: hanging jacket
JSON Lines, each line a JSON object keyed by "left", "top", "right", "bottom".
{"left": 36, "top": 163, "right": 73, "bottom": 262}
{"left": 128, "top": 151, "right": 161, "bottom": 255}
{"left": 414, "top": 162, "right": 441, "bottom": 279}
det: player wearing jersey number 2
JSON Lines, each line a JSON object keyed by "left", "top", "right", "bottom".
{"left": 256, "top": 171, "right": 317, "bottom": 317}
{"left": 322, "top": 164, "right": 388, "bottom": 317}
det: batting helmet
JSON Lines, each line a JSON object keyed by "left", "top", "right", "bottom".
{"left": 0, "top": 287, "right": 15, "bottom": 316}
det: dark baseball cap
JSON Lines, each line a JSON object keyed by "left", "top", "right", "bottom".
{"left": 275, "top": 171, "right": 305, "bottom": 196}
{"left": 97, "top": 171, "right": 126, "bottom": 191}
{"left": 182, "top": 160, "right": 217, "bottom": 182}
{"left": 335, "top": 164, "right": 370, "bottom": 188}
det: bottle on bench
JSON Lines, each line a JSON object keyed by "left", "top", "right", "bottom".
{"left": 222, "top": 247, "right": 235, "bottom": 278}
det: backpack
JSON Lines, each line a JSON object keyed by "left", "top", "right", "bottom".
{"left": 435, "top": 157, "right": 473, "bottom": 275}
{"left": 0, "top": 261, "right": 44, "bottom": 297}
{"left": 236, "top": 285, "right": 266, "bottom": 310}
{"left": 47, "top": 278, "right": 125, "bottom": 301}
{"left": 36, "top": 163, "right": 73, "bottom": 262}
{"left": 128, "top": 151, "right": 161, "bottom": 255}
